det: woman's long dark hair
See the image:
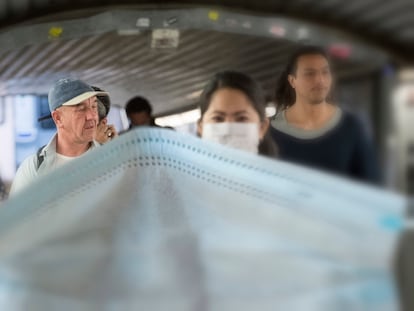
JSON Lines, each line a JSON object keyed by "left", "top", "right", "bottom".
{"left": 199, "top": 71, "right": 278, "bottom": 158}
{"left": 275, "top": 45, "right": 332, "bottom": 113}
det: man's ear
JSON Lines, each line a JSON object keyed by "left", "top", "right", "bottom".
{"left": 196, "top": 118, "right": 203, "bottom": 137}
{"left": 288, "top": 74, "right": 296, "bottom": 89}
{"left": 100, "top": 118, "right": 108, "bottom": 126}
{"left": 51, "top": 110, "right": 63, "bottom": 128}
{"left": 259, "top": 118, "right": 270, "bottom": 140}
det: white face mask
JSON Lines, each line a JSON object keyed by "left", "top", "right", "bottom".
{"left": 201, "top": 122, "right": 260, "bottom": 154}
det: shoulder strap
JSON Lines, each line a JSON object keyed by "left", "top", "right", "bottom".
{"left": 36, "top": 145, "right": 46, "bottom": 170}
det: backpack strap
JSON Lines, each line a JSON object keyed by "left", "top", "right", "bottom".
{"left": 36, "top": 145, "right": 46, "bottom": 170}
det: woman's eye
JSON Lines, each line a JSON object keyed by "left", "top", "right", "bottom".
{"left": 211, "top": 116, "right": 224, "bottom": 122}
{"left": 236, "top": 116, "right": 249, "bottom": 122}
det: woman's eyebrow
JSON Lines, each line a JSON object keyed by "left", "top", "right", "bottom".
{"left": 210, "top": 110, "right": 226, "bottom": 115}
{"left": 232, "top": 110, "right": 248, "bottom": 115}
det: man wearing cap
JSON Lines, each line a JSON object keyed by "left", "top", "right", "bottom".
{"left": 10, "top": 78, "right": 107, "bottom": 195}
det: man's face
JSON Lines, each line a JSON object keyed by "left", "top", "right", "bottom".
{"left": 54, "top": 96, "right": 99, "bottom": 144}
{"left": 288, "top": 54, "right": 333, "bottom": 105}
{"left": 129, "top": 111, "right": 151, "bottom": 126}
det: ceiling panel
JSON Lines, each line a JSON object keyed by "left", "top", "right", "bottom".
{"left": 0, "top": 1, "right": 410, "bottom": 115}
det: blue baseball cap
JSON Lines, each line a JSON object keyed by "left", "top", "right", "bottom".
{"left": 48, "top": 78, "right": 108, "bottom": 112}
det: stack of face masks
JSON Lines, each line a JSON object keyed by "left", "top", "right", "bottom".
{"left": 0, "top": 128, "right": 406, "bottom": 311}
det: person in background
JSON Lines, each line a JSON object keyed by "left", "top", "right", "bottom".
{"left": 197, "top": 70, "right": 278, "bottom": 157}
{"left": 271, "top": 45, "right": 380, "bottom": 183}
{"left": 92, "top": 86, "right": 118, "bottom": 144}
{"left": 123, "top": 96, "right": 158, "bottom": 131}
{"left": 10, "top": 78, "right": 106, "bottom": 195}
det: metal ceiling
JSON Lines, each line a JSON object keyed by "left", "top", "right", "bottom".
{"left": 0, "top": 0, "right": 411, "bottom": 62}
{"left": 0, "top": 1, "right": 410, "bottom": 114}
{"left": 0, "top": 28, "right": 377, "bottom": 115}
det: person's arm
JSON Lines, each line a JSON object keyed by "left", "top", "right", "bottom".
{"left": 349, "top": 118, "right": 381, "bottom": 184}
{"left": 9, "top": 155, "right": 38, "bottom": 196}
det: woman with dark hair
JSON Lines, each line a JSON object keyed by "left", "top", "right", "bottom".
{"left": 271, "top": 45, "right": 380, "bottom": 183}
{"left": 198, "top": 71, "right": 278, "bottom": 158}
